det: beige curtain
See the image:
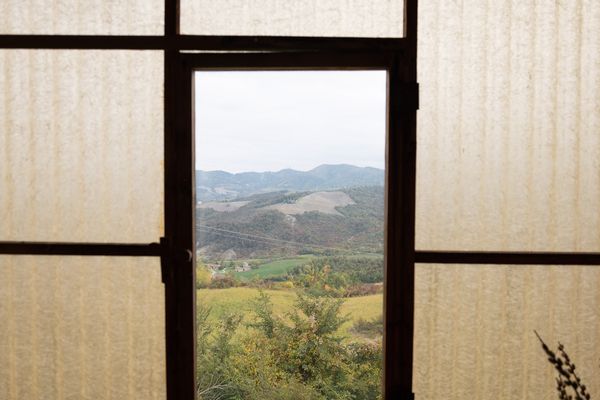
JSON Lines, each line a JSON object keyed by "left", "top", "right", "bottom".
{"left": 416, "top": 0, "right": 600, "bottom": 252}
{"left": 0, "top": 0, "right": 163, "bottom": 35}
{"left": 414, "top": 264, "right": 600, "bottom": 400}
{"left": 0, "top": 50, "right": 166, "bottom": 398}
{"left": 0, "top": 50, "right": 164, "bottom": 243}
{"left": 415, "top": 1, "right": 600, "bottom": 399}
{"left": 181, "top": 0, "right": 404, "bottom": 38}
{"left": 0, "top": 257, "right": 166, "bottom": 400}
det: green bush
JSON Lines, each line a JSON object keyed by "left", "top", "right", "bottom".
{"left": 195, "top": 290, "right": 383, "bottom": 400}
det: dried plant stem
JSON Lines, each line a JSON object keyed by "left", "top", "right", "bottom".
{"left": 535, "top": 330, "right": 591, "bottom": 400}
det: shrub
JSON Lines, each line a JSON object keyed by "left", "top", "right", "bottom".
{"left": 196, "top": 262, "right": 213, "bottom": 288}
{"left": 350, "top": 315, "right": 384, "bottom": 337}
{"left": 208, "top": 274, "right": 239, "bottom": 289}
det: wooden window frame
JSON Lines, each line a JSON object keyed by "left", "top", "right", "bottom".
{"left": 2, "top": 0, "right": 599, "bottom": 399}
{"left": 0, "top": 0, "right": 418, "bottom": 397}
{"left": 181, "top": 49, "right": 417, "bottom": 400}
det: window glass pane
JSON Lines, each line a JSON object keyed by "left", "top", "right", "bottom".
{"left": 0, "top": 256, "right": 165, "bottom": 399}
{"left": 181, "top": 0, "right": 404, "bottom": 38}
{"left": 0, "top": 50, "right": 163, "bottom": 242}
{"left": 194, "top": 71, "right": 386, "bottom": 398}
{"left": 0, "top": 0, "right": 164, "bottom": 35}
{"left": 414, "top": 264, "right": 600, "bottom": 400}
{"left": 416, "top": 0, "right": 600, "bottom": 251}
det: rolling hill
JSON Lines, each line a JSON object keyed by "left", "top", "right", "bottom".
{"left": 196, "top": 164, "right": 384, "bottom": 202}
{"left": 196, "top": 186, "right": 384, "bottom": 259}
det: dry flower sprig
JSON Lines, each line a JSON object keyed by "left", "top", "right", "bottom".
{"left": 535, "top": 330, "right": 591, "bottom": 400}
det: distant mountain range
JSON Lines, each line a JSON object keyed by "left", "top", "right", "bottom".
{"left": 196, "top": 164, "right": 384, "bottom": 202}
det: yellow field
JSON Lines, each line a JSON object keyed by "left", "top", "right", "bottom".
{"left": 197, "top": 287, "right": 382, "bottom": 337}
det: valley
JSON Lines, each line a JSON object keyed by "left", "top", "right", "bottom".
{"left": 196, "top": 165, "right": 384, "bottom": 259}
{"left": 194, "top": 164, "right": 385, "bottom": 400}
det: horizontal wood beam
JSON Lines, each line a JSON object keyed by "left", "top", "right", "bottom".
{"left": 415, "top": 251, "right": 600, "bottom": 265}
{"left": 183, "top": 51, "right": 396, "bottom": 69}
{"left": 177, "top": 35, "right": 406, "bottom": 51}
{"left": 0, "top": 35, "right": 166, "bottom": 49}
{"left": 1, "top": 244, "right": 597, "bottom": 264}
{"left": 0, "top": 34, "right": 405, "bottom": 51}
{"left": 0, "top": 241, "right": 162, "bottom": 257}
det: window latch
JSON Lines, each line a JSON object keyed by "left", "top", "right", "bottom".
{"left": 159, "top": 237, "right": 193, "bottom": 284}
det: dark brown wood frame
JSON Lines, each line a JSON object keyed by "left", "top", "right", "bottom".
{"left": 1, "top": 1, "right": 599, "bottom": 399}
{"left": 183, "top": 49, "right": 416, "bottom": 400}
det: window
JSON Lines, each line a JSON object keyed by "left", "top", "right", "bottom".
{"left": 3, "top": 2, "right": 596, "bottom": 400}
{"left": 194, "top": 67, "right": 387, "bottom": 398}
{"left": 0, "top": 2, "right": 416, "bottom": 400}
{"left": 177, "top": 50, "right": 417, "bottom": 399}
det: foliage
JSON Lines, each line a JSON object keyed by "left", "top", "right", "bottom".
{"left": 303, "top": 256, "right": 384, "bottom": 284}
{"left": 196, "top": 302, "right": 243, "bottom": 399}
{"left": 195, "top": 291, "right": 383, "bottom": 400}
{"left": 289, "top": 262, "right": 342, "bottom": 296}
{"left": 196, "top": 261, "right": 213, "bottom": 288}
{"left": 208, "top": 274, "right": 242, "bottom": 289}
{"left": 248, "top": 291, "right": 381, "bottom": 400}
{"left": 196, "top": 186, "right": 384, "bottom": 258}
{"left": 345, "top": 342, "right": 383, "bottom": 400}
{"left": 288, "top": 256, "right": 383, "bottom": 297}
{"left": 350, "top": 315, "right": 384, "bottom": 338}
{"left": 236, "top": 257, "right": 311, "bottom": 281}
{"left": 248, "top": 291, "right": 277, "bottom": 338}
{"left": 196, "top": 287, "right": 382, "bottom": 338}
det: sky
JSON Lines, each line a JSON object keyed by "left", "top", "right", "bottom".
{"left": 194, "top": 70, "right": 386, "bottom": 173}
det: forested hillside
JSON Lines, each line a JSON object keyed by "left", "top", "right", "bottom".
{"left": 196, "top": 185, "right": 384, "bottom": 259}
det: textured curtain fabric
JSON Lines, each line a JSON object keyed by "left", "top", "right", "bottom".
{"left": 181, "top": 0, "right": 404, "bottom": 37}
{"left": 416, "top": 0, "right": 600, "bottom": 252}
{"left": 0, "top": 0, "right": 163, "bottom": 34}
{"left": 0, "top": 50, "right": 164, "bottom": 242}
{"left": 0, "top": 50, "right": 165, "bottom": 399}
{"left": 415, "top": 1, "right": 600, "bottom": 398}
{"left": 0, "top": 257, "right": 166, "bottom": 400}
{"left": 414, "top": 264, "right": 600, "bottom": 400}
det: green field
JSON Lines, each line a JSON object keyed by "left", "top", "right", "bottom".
{"left": 197, "top": 287, "right": 382, "bottom": 338}
{"left": 344, "top": 253, "right": 383, "bottom": 259}
{"left": 234, "top": 255, "right": 313, "bottom": 280}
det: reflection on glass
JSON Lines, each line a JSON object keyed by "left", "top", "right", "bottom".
{"left": 194, "top": 71, "right": 386, "bottom": 399}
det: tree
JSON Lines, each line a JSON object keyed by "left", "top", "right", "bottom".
{"left": 195, "top": 302, "right": 243, "bottom": 400}
{"left": 195, "top": 291, "right": 383, "bottom": 400}
{"left": 196, "top": 260, "right": 213, "bottom": 288}
{"left": 249, "top": 291, "right": 354, "bottom": 399}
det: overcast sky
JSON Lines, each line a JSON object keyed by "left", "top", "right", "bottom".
{"left": 194, "top": 70, "right": 386, "bottom": 173}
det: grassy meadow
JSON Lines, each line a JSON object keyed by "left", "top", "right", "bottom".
{"left": 235, "top": 255, "right": 313, "bottom": 281}
{"left": 197, "top": 286, "right": 383, "bottom": 338}
{"left": 196, "top": 253, "right": 385, "bottom": 397}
